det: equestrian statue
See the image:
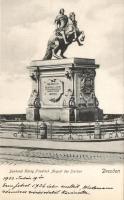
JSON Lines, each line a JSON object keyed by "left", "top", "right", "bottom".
{"left": 43, "top": 9, "right": 85, "bottom": 60}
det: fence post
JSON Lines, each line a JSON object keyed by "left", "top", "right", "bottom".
{"left": 68, "top": 123, "right": 73, "bottom": 140}
{"left": 94, "top": 121, "right": 101, "bottom": 139}
{"left": 115, "top": 120, "right": 119, "bottom": 138}
{"left": 49, "top": 121, "right": 53, "bottom": 140}
{"left": 18, "top": 122, "right": 26, "bottom": 138}
{"left": 40, "top": 121, "right": 47, "bottom": 139}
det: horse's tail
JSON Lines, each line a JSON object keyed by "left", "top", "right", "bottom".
{"left": 42, "top": 41, "right": 53, "bottom": 60}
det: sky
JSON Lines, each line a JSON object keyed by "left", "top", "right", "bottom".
{"left": 0, "top": 0, "right": 124, "bottom": 114}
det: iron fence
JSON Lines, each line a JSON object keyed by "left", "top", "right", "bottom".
{"left": 0, "top": 121, "right": 124, "bottom": 141}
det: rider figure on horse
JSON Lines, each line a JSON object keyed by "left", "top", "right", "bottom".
{"left": 54, "top": 8, "right": 68, "bottom": 44}
{"left": 43, "top": 10, "right": 85, "bottom": 60}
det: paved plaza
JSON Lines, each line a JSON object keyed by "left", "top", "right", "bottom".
{"left": 0, "top": 138, "right": 124, "bottom": 165}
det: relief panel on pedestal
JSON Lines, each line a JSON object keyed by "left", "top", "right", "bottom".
{"left": 78, "top": 68, "right": 99, "bottom": 108}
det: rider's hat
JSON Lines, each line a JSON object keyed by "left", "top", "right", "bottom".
{"left": 59, "top": 8, "right": 64, "bottom": 14}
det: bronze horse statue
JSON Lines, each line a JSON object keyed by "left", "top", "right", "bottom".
{"left": 43, "top": 13, "right": 85, "bottom": 60}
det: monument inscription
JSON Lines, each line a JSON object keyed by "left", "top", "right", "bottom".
{"left": 42, "top": 78, "right": 64, "bottom": 106}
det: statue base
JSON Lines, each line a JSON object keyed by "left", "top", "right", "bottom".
{"left": 26, "top": 107, "right": 40, "bottom": 121}
{"left": 77, "top": 107, "right": 103, "bottom": 122}
{"left": 26, "top": 58, "right": 103, "bottom": 122}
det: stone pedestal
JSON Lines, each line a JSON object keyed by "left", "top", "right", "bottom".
{"left": 26, "top": 107, "right": 40, "bottom": 121}
{"left": 26, "top": 58, "right": 103, "bottom": 122}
